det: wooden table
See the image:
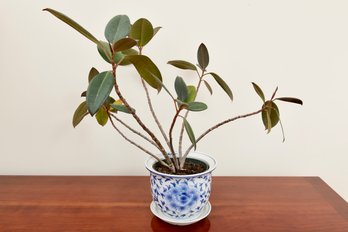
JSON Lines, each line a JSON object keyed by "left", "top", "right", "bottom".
{"left": 0, "top": 176, "right": 347, "bottom": 231}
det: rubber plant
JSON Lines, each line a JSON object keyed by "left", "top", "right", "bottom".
{"left": 44, "top": 8, "right": 303, "bottom": 174}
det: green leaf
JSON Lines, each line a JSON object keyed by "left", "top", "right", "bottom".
{"left": 209, "top": 72, "right": 233, "bottom": 101}
{"left": 43, "top": 8, "right": 99, "bottom": 44}
{"left": 187, "top": 102, "right": 208, "bottom": 112}
{"left": 153, "top": 26, "right": 161, "bottom": 36}
{"left": 124, "top": 55, "right": 162, "bottom": 91}
{"left": 104, "top": 96, "right": 116, "bottom": 107}
{"left": 167, "top": 60, "right": 197, "bottom": 71}
{"left": 265, "top": 109, "right": 272, "bottom": 133}
{"left": 197, "top": 43, "right": 209, "bottom": 70}
{"left": 97, "top": 41, "right": 112, "bottom": 63}
{"left": 185, "top": 86, "right": 197, "bottom": 103}
{"left": 182, "top": 117, "right": 196, "bottom": 150}
{"left": 104, "top": 15, "right": 131, "bottom": 44}
{"left": 122, "top": 48, "right": 138, "bottom": 55}
{"left": 175, "top": 99, "right": 188, "bottom": 108}
{"left": 175, "top": 76, "right": 188, "bottom": 102}
{"left": 95, "top": 107, "right": 108, "bottom": 126}
{"left": 203, "top": 80, "right": 213, "bottom": 95}
{"left": 129, "top": 18, "right": 154, "bottom": 47}
{"left": 72, "top": 101, "right": 88, "bottom": 128}
{"left": 252, "top": 82, "right": 265, "bottom": 102}
{"left": 112, "top": 38, "right": 137, "bottom": 52}
{"left": 275, "top": 97, "right": 303, "bottom": 105}
{"left": 262, "top": 101, "right": 279, "bottom": 133}
{"left": 114, "top": 52, "right": 125, "bottom": 64}
{"left": 119, "top": 48, "right": 138, "bottom": 66}
{"left": 88, "top": 67, "right": 99, "bottom": 83}
{"left": 86, "top": 71, "right": 115, "bottom": 116}
{"left": 110, "top": 104, "right": 132, "bottom": 114}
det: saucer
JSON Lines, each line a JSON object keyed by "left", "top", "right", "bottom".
{"left": 150, "top": 201, "right": 211, "bottom": 226}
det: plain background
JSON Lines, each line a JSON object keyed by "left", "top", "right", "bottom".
{"left": 0, "top": 0, "right": 347, "bottom": 201}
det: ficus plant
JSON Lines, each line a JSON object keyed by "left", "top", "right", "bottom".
{"left": 44, "top": 8, "right": 303, "bottom": 174}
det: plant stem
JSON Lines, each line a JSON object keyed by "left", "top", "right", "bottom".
{"left": 178, "top": 69, "right": 205, "bottom": 160}
{"left": 168, "top": 107, "right": 183, "bottom": 170}
{"left": 108, "top": 114, "right": 171, "bottom": 169}
{"left": 180, "top": 108, "right": 264, "bottom": 168}
{"left": 140, "top": 78, "right": 171, "bottom": 150}
{"left": 111, "top": 62, "right": 174, "bottom": 171}
{"left": 109, "top": 113, "right": 160, "bottom": 149}
{"left": 138, "top": 47, "right": 171, "bottom": 150}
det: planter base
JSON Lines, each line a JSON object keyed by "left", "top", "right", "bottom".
{"left": 150, "top": 201, "right": 211, "bottom": 226}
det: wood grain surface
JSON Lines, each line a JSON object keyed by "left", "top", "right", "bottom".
{"left": 0, "top": 176, "right": 347, "bottom": 231}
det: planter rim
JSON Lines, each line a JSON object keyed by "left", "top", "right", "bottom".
{"left": 145, "top": 151, "right": 217, "bottom": 178}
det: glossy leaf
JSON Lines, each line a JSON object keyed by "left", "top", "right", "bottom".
{"left": 97, "top": 41, "right": 112, "bottom": 63}
{"left": 204, "top": 80, "right": 213, "bottom": 95}
{"left": 104, "top": 15, "right": 131, "bottom": 44}
{"left": 252, "top": 82, "right": 265, "bottom": 102}
{"left": 182, "top": 117, "right": 196, "bottom": 150}
{"left": 153, "top": 26, "right": 161, "bottom": 36}
{"left": 119, "top": 49, "right": 138, "bottom": 66}
{"left": 114, "top": 52, "right": 125, "bottom": 64}
{"left": 185, "top": 86, "right": 197, "bottom": 103}
{"left": 96, "top": 107, "right": 108, "bottom": 126}
{"left": 167, "top": 60, "right": 197, "bottom": 71}
{"left": 187, "top": 102, "right": 208, "bottom": 112}
{"left": 86, "top": 71, "right": 115, "bottom": 116}
{"left": 104, "top": 96, "right": 116, "bottom": 108}
{"left": 275, "top": 97, "right": 303, "bottom": 105}
{"left": 175, "top": 76, "right": 188, "bottom": 102}
{"left": 129, "top": 18, "right": 154, "bottom": 47}
{"left": 262, "top": 101, "right": 279, "bottom": 133}
{"left": 175, "top": 99, "right": 188, "bottom": 108}
{"left": 209, "top": 72, "right": 233, "bottom": 101}
{"left": 88, "top": 67, "right": 99, "bottom": 83}
{"left": 112, "top": 38, "right": 137, "bottom": 52}
{"left": 72, "top": 101, "right": 88, "bottom": 128}
{"left": 110, "top": 104, "right": 132, "bottom": 114}
{"left": 43, "top": 8, "right": 99, "bottom": 44}
{"left": 197, "top": 43, "right": 209, "bottom": 70}
{"left": 265, "top": 109, "right": 272, "bottom": 133}
{"left": 124, "top": 55, "right": 162, "bottom": 91}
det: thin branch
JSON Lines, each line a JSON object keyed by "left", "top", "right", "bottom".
{"left": 140, "top": 78, "right": 171, "bottom": 149}
{"left": 180, "top": 108, "right": 264, "bottom": 168}
{"left": 111, "top": 63, "right": 173, "bottom": 168}
{"left": 138, "top": 47, "right": 171, "bottom": 150}
{"left": 108, "top": 114, "right": 171, "bottom": 169}
{"left": 168, "top": 107, "right": 183, "bottom": 170}
{"left": 178, "top": 110, "right": 189, "bottom": 159}
{"left": 109, "top": 113, "right": 159, "bottom": 149}
{"left": 178, "top": 69, "right": 205, "bottom": 159}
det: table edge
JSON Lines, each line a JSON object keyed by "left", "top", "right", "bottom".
{"left": 305, "top": 177, "right": 348, "bottom": 220}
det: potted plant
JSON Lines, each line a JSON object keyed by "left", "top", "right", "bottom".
{"left": 44, "top": 8, "right": 302, "bottom": 225}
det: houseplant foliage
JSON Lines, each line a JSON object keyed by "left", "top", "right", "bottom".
{"left": 44, "top": 8, "right": 302, "bottom": 174}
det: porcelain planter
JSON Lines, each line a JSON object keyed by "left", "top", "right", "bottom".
{"left": 145, "top": 152, "right": 216, "bottom": 225}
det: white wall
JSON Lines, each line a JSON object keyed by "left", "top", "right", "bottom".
{"left": 0, "top": 0, "right": 347, "bottom": 201}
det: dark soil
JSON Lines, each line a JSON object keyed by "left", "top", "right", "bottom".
{"left": 153, "top": 158, "right": 208, "bottom": 175}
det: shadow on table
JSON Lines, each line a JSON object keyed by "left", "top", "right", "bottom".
{"left": 150, "top": 216, "right": 211, "bottom": 232}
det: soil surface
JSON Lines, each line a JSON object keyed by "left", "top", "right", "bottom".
{"left": 153, "top": 158, "right": 208, "bottom": 175}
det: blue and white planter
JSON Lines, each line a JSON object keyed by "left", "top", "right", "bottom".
{"left": 145, "top": 152, "right": 217, "bottom": 219}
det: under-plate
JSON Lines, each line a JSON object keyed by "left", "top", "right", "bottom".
{"left": 150, "top": 201, "right": 211, "bottom": 226}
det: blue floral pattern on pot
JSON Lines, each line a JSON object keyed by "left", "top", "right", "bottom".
{"left": 150, "top": 172, "right": 212, "bottom": 219}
